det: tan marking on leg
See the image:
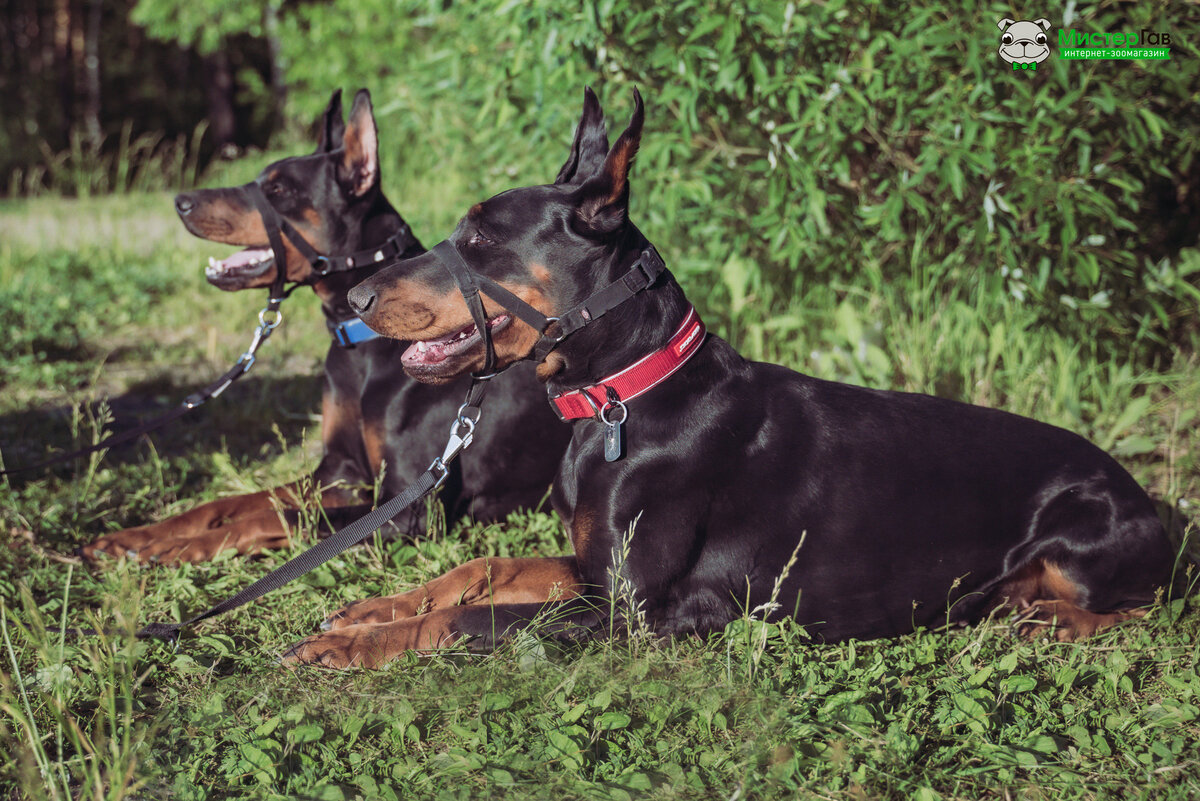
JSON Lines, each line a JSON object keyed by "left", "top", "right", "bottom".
{"left": 320, "top": 390, "right": 361, "bottom": 451}
{"left": 360, "top": 420, "right": 387, "bottom": 476}
{"left": 994, "top": 560, "right": 1152, "bottom": 641}
{"left": 324, "top": 556, "right": 581, "bottom": 629}
{"left": 81, "top": 481, "right": 323, "bottom": 565}
{"left": 570, "top": 508, "right": 595, "bottom": 565}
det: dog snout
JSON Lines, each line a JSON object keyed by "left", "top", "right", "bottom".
{"left": 348, "top": 284, "right": 377, "bottom": 317}
{"left": 174, "top": 193, "right": 195, "bottom": 216}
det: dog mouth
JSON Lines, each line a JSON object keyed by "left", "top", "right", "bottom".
{"left": 400, "top": 314, "right": 512, "bottom": 370}
{"left": 205, "top": 247, "right": 276, "bottom": 289}
{"left": 1001, "top": 43, "right": 1048, "bottom": 60}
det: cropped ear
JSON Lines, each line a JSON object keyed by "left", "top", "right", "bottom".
{"left": 574, "top": 88, "right": 643, "bottom": 235}
{"left": 1034, "top": 18, "right": 1051, "bottom": 30}
{"left": 997, "top": 18, "right": 1014, "bottom": 30}
{"left": 316, "top": 89, "right": 345, "bottom": 154}
{"left": 340, "top": 89, "right": 379, "bottom": 197}
{"left": 554, "top": 87, "right": 610, "bottom": 186}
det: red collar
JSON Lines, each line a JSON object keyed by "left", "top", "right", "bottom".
{"left": 550, "top": 307, "right": 706, "bottom": 420}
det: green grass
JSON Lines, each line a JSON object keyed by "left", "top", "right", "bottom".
{"left": 0, "top": 187, "right": 1198, "bottom": 799}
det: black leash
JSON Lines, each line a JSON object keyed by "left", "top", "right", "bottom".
{"left": 56, "top": 379, "right": 487, "bottom": 644}
{"left": 0, "top": 184, "right": 293, "bottom": 478}
{"left": 0, "top": 304, "right": 283, "bottom": 477}
{"left": 135, "top": 383, "right": 486, "bottom": 643}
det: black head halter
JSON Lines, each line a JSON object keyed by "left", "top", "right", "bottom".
{"left": 429, "top": 239, "right": 666, "bottom": 378}
{"left": 244, "top": 181, "right": 415, "bottom": 301}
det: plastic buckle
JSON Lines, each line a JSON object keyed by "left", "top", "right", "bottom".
{"left": 640, "top": 246, "right": 664, "bottom": 279}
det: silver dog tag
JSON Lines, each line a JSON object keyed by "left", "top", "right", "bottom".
{"left": 604, "top": 419, "right": 625, "bottom": 462}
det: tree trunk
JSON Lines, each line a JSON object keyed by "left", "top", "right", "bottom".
{"left": 83, "top": 0, "right": 101, "bottom": 145}
{"left": 202, "top": 46, "right": 236, "bottom": 149}
{"left": 263, "top": 0, "right": 287, "bottom": 121}
{"left": 54, "top": 0, "right": 73, "bottom": 139}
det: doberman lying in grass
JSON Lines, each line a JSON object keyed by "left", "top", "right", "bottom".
{"left": 281, "top": 89, "right": 1175, "bottom": 669}
{"left": 81, "top": 89, "right": 570, "bottom": 564}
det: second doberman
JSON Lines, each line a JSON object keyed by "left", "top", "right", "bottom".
{"left": 82, "top": 89, "right": 572, "bottom": 564}
{"left": 281, "top": 89, "right": 1175, "bottom": 669}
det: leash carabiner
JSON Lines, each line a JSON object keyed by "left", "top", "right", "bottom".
{"left": 429, "top": 405, "right": 480, "bottom": 488}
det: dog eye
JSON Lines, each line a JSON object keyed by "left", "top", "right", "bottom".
{"left": 265, "top": 182, "right": 288, "bottom": 198}
{"left": 1002, "top": 33, "right": 1013, "bottom": 44}
{"left": 467, "top": 231, "right": 493, "bottom": 247}
{"left": 1036, "top": 33, "right": 1046, "bottom": 44}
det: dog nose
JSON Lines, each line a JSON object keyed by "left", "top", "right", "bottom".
{"left": 347, "top": 285, "right": 376, "bottom": 316}
{"left": 174, "top": 194, "right": 195, "bottom": 216}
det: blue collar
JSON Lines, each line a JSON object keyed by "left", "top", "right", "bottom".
{"left": 328, "top": 317, "right": 382, "bottom": 348}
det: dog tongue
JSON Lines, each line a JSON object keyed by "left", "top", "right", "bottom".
{"left": 402, "top": 338, "right": 452, "bottom": 366}
{"left": 399, "top": 314, "right": 510, "bottom": 368}
{"left": 401, "top": 324, "right": 475, "bottom": 366}
{"left": 220, "top": 248, "right": 272, "bottom": 270}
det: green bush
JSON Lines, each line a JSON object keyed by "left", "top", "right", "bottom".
{"left": 274, "top": 0, "right": 1199, "bottom": 362}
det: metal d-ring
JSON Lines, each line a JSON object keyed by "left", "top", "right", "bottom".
{"left": 258, "top": 307, "right": 284, "bottom": 330}
{"left": 543, "top": 316, "right": 566, "bottom": 343}
{"left": 456, "top": 402, "right": 482, "bottom": 427}
{"left": 599, "top": 398, "right": 628, "bottom": 426}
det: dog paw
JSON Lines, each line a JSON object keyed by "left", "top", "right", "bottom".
{"left": 282, "top": 616, "right": 460, "bottom": 669}
{"left": 279, "top": 626, "right": 380, "bottom": 669}
{"left": 79, "top": 531, "right": 149, "bottom": 563}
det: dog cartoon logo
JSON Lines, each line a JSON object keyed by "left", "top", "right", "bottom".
{"left": 997, "top": 18, "right": 1052, "bottom": 68}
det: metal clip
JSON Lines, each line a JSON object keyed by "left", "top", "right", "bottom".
{"left": 441, "top": 414, "right": 476, "bottom": 463}
{"left": 427, "top": 407, "right": 481, "bottom": 488}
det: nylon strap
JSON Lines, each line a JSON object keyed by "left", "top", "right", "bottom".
{"left": 428, "top": 240, "right": 668, "bottom": 366}
{"left": 132, "top": 376, "right": 490, "bottom": 642}
{"left": 137, "top": 468, "right": 441, "bottom": 642}
{"left": 325, "top": 223, "right": 414, "bottom": 274}
{"left": 327, "top": 317, "right": 382, "bottom": 348}
{"left": 245, "top": 183, "right": 293, "bottom": 306}
{"left": 246, "top": 182, "right": 417, "bottom": 282}
{"left": 136, "top": 378, "right": 488, "bottom": 642}
{"left": 432, "top": 240, "right": 500, "bottom": 377}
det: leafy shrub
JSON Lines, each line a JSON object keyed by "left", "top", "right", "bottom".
{"left": 275, "top": 0, "right": 1199, "bottom": 361}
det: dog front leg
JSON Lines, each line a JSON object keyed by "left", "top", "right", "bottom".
{"left": 321, "top": 556, "right": 582, "bottom": 629}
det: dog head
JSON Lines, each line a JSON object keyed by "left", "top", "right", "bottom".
{"left": 347, "top": 87, "right": 637, "bottom": 384}
{"left": 997, "top": 18, "right": 1052, "bottom": 65}
{"left": 173, "top": 89, "right": 383, "bottom": 291}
